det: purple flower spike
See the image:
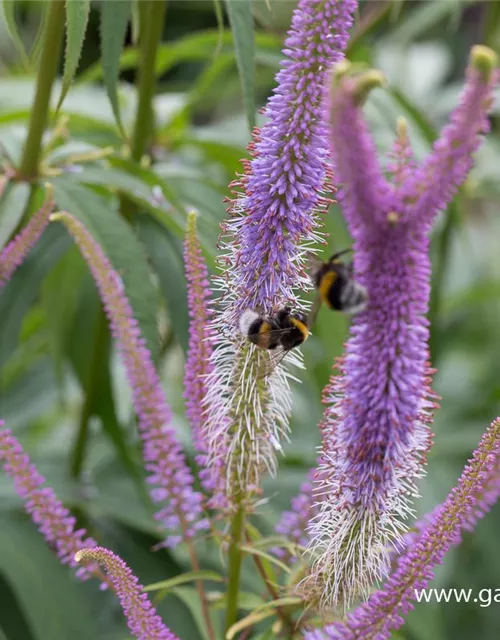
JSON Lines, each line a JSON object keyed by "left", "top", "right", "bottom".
{"left": 306, "top": 49, "right": 497, "bottom": 608}
{"left": 0, "top": 422, "right": 97, "bottom": 580}
{"left": 184, "top": 211, "right": 214, "bottom": 454}
{"left": 205, "top": 0, "right": 358, "bottom": 503}
{"left": 0, "top": 183, "right": 54, "bottom": 288}
{"left": 232, "top": 0, "right": 358, "bottom": 312}
{"left": 402, "top": 45, "right": 498, "bottom": 226}
{"left": 75, "top": 546, "right": 178, "bottom": 640}
{"left": 183, "top": 211, "right": 226, "bottom": 508}
{"left": 307, "top": 418, "right": 500, "bottom": 640}
{"left": 50, "top": 213, "right": 207, "bottom": 544}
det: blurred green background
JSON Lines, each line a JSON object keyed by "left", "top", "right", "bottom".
{"left": 1, "top": 1, "right": 500, "bottom": 638}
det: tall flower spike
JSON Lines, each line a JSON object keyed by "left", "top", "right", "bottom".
{"left": 183, "top": 211, "right": 226, "bottom": 508}
{"left": 50, "top": 213, "right": 207, "bottom": 545}
{"left": 306, "top": 418, "right": 500, "bottom": 640}
{"left": 402, "top": 45, "right": 498, "bottom": 226}
{"left": 0, "top": 422, "right": 97, "bottom": 580}
{"left": 306, "top": 49, "right": 497, "bottom": 609}
{"left": 206, "top": 0, "right": 358, "bottom": 505}
{"left": 75, "top": 547, "right": 178, "bottom": 640}
{"left": 0, "top": 183, "right": 54, "bottom": 288}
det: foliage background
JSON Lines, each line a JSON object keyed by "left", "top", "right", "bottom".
{"left": 1, "top": 1, "right": 500, "bottom": 638}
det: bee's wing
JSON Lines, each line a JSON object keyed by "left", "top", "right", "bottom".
{"left": 305, "top": 251, "right": 324, "bottom": 276}
{"left": 306, "top": 292, "right": 323, "bottom": 328}
{"left": 257, "top": 346, "right": 294, "bottom": 379}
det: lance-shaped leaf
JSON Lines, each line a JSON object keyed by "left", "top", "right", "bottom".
{"left": 56, "top": 0, "right": 90, "bottom": 111}
{"left": 100, "top": 0, "right": 132, "bottom": 138}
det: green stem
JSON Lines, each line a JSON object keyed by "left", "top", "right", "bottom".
{"left": 429, "top": 201, "right": 461, "bottom": 363}
{"left": 484, "top": 2, "right": 500, "bottom": 51}
{"left": 18, "top": 0, "right": 66, "bottom": 179}
{"left": 225, "top": 501, "right": 245, "bottom": 633}
{"left": 131, "top": 0, "right": 167, "bottom": 162}
{"left": 248, "top": 533, "right": 298, "bottom": 636}
{"left": 186, "top": 539, "right": 217, "bottom": 640}
{"left": 70, "top": 309, "right": 109, "bottom": 478}
{"left": 120, "top": 0, "right": 167, "bottom": 220}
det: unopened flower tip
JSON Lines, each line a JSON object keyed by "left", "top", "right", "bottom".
{"left": 352, "top": 70, "right": 385, "bottom": 105}
{"left": 471, "top": 45, "right": 498, "bottom": 81}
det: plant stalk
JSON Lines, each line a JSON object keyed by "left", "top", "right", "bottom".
{"left": 186, "top": 539, "right": 217, "bottom": 640}
{"left": 225, "top": 501, "right": 245, "bottom": 633}
{"left": 70, "top": 307, "right": 110, "bottom": 478}
{"left": 131, "top": 0, "right": 167, "bottom": 162}
{"left": 19, "top": 0, "right": 66, "bottom": 179}
{"left": 248, "top": 533, "right": 298, "bottom": 636}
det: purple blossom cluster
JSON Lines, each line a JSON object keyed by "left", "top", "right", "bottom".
{"left": 183, "top": 212, "right": 226, "bottom": 508}
{"left": 1, "top": 3, "right": 500, "bottom": 640}
{"left": 51, "top": 212, "right": 208, "bottom": 545}
{"left": 305, "top": 49, "right": 497, "bottom": 607}
{"left": 75, "top": 547, "right": 178, "bottom": 640}
{"left": 0, "top": 184, "right": 54, "bottom": 288}
{"left": 223, "top": 0, "right": 357, "bottom": 317}
{"left": 306, "top": 418, "right": 500, "bottom": 639}
{"left": 0, "top": 423, "right": 97, "bottom": 580}
{"left": 204, "top": 0, "right": 359, "bottom": 507}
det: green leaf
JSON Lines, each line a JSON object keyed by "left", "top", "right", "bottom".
{"left": 388, "top": 0, "right": 475, "bottom": 44}
{"left": 100, "top": 0, "right": 131, "bottom": 138}
{"left": 226, "top": 608, "right": 275, "bottom": 640}
{"left": 131, "top": 0, "right": 140, "bottom": 44}
{"left": 29, "top": 1, "right": 49, "bottom": 67}
{"left": 0, "top": 181, "right": 30, "bottom": 250}
{"left": 137, "top": 217, "right": 190, "bottom": 353}
{"left": 144, "top": 570, "right": 224, "bottom": 593}
{"left": 56, "top": 0, "right": 91, "bottom": 111}
{"left": 210, "top": 590, "right": 265, "bottom": 611}
{"left": 0, "top": 359, "right": 58, "bottom": 427}
{"left": 41, "top": 247, "right": 84, "bottom": 392}
{"left": 0, "top": 512, "right": 101, "bottom": 640}
{"left": 223, "top": 0, "right": 256, "bottom": 131}
{"left": 238, "top": 544, "right": 291, "bottom": 574}
{"left": 52, "top": 178, "right": 160, "bottom": 361}
{"left": 80, "top": 156, "right": 188, "bottom": 235}
{"left": 0, "top": 224, "right": 71, "bottom": 368}
{"left": 80, "top": 29, "right": 281, "bottom": 85}
{"left": 66, "top": 274, "right": 145, "bottom": 494}
{"left": 212, "top": 0, "right": 225, "bottom": 57}
{"left": 168, "top": 586, "right": 213, "bottom": 640}
{"left": 0, "top": 1, "right": 29, "bottom": 70}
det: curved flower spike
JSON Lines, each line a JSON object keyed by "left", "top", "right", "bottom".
{"left": 0, "top": 183, "right": 54, "bottom": 288}
{"left": 307, "top": 418, "right": 500, "bottom": 640}
{"left": 403, "top": 45, "right": 498, "bottom": 226}
{"left": 50, "top": 212, "right": 207, "bottom": 545}
{"left": 183, "top": 211, "right": 226, "bottom": 507}
{"left": 306, "top": 49, "right": 497, "bottom": 609}
{"left": 75, "top": 547, "right": 178, "bottom": 640}
{"left": 0, "top": 422, "right": 97, "bottom": 580}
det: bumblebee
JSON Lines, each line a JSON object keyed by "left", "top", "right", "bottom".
{"left": 239, "top": 307, "right": 309, "bottom": 350}
{"left": 239, "top": 307, "right": 309, "bottom": 376}
{"left": 311, "top": 248, "right": 368, "bottom": 315}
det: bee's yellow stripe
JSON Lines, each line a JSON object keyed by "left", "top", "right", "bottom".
{"left": 289, "top": 317, "right": 309, "bottom": 341}
{"left": 259, "top": 321, "right": 272, "bottom": 334}
{"left": 319, "top": 270, "right": 337, "bottom": 307}
{"left": 257, "top": 320, "right": 273, "bottom": 349}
